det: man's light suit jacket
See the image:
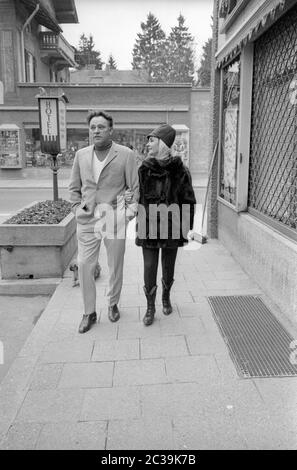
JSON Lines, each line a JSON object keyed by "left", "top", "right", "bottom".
{"left": 69, "top": 142, "right": 139, "bottom": 225}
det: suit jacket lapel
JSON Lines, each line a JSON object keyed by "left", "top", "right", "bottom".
{"left": 87, "top": 146, "right": 96, "bottom": 184}
{"left": 103, "top": 142, "right": 118, "bottom": 169}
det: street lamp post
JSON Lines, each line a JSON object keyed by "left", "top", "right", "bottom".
{"left": 49, "top": 154, "right": 60, "bottom": 201}
{"left": 36, "top": 88, "right": 68, "bottom": 201}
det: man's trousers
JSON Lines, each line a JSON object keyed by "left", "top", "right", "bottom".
{"left": 77, "top": 221, "right": 126, "bottom": 315}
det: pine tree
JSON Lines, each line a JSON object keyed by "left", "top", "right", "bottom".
{"left": 197, "top": 37, "right": 212, "bottom": 87}
{"left": 166, "top": 14, "right": 195, "bottom": 83}
{"left": 75, "top": 33, "right": 103, "bottom": 70}
{"left": 107, "top": 54, "right": 117, "bottom": 70}
{"left": 131, "top": 12, "right": 166, "bottom": 82}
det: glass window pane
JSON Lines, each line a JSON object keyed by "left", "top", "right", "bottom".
{"left": 219, "top": 57, "right": 241, "bottom": 205}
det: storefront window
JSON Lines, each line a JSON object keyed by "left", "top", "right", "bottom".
{"left": 24, "top": 126, "right": 186, "bottom": 170}
{"left": 0, "top": 125, "right": 22, "bottom": 168}
{"left": 25, "top": 128, "right": 89, "bottom": 168}
{"left": 112, "top": 128, "right": 149, "bottom": 157}
{"left": 219, "top": 56, "right": 241, "bottom": 205}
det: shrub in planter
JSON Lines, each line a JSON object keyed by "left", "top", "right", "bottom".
{"left": 0, "top": 200, "right": 77, "bottom": 280}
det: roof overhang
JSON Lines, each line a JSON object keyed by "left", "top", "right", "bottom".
{"left": 216, "top": 0, "right": 292, "bottom": 67}
{"left": 20, "top": 0, "right": 62, "bottom": 33}
{"left": 52, "top": 0, "right": 78, "bottom": 23}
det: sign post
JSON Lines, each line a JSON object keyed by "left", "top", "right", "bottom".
{"left": 36, "top": 89, "right": 68, "bottom": 201}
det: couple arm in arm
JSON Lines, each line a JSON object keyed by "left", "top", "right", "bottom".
{"left": 68, "top": 148, "right": 139, "bottom": 220}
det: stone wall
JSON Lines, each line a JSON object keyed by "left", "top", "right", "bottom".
{"left": 207, "top": 0, "right": 220, "bottom": 239}
{"left": 190, "top": 88, "right": 211, "bottom": 178}
{"left": 218, "top": 203, "right": 297, "bottom": 324}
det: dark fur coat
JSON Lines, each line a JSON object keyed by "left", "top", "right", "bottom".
{"left": 135, "top": 156, "right": 196, "bottom": 249}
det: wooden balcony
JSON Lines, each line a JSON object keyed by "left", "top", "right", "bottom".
{"left": 39, "top": 32, "right": 77, "bottom": 69}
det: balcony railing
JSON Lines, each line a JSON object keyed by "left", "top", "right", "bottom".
{"left": 39, "top": 32, "right": 77, "bottom": 67}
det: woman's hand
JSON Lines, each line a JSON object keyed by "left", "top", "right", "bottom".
{"left": 124, "top": 188, "right": 134, "bottom": 204}
{"left": 187, "top": 230, "right": 200, "bottom": 241}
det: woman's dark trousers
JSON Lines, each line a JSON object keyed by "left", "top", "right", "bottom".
{"left": 142, "top": 247, "right": 178, "bottom": 325}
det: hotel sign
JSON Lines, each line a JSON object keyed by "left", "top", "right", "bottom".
{"left": 38, "top": 96, "right": 67, "bottom": 154}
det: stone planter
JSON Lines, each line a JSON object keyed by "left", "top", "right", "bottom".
{"left": 0, "top": 210, "right": 77, "bottom": 280}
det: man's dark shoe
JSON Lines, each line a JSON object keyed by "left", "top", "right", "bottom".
{"left": 108, "top": 304, "right": 120, "bottom": 322}
{"left": 78, "top": 312, "right": 97, "bottom": 334}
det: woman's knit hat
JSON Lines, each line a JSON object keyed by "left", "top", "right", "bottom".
{"left": 147, "top": 124, "right": 176, "bottom": 148}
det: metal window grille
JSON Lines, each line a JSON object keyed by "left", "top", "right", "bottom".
{"left": 249, "top": 5, "right": 297, "bottom": 232}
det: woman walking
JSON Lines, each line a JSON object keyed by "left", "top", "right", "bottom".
{"left": 136, "top": 124, "right": 196, "bottom": 326}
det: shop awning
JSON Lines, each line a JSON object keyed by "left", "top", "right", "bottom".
{"left": 216, "top": 0, "right": 288, "bottom": 67}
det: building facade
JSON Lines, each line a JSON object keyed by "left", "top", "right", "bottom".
{"left": 0, "top": 0, "right": 211, "bottom": 180}
{"left": 0, "top": 0, "right": 78, "bottom": 168}
{"left": 209, "top": 0, "right": 297, "bottom": 322}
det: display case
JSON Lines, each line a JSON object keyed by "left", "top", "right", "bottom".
{"left": 172, "top": 125, "right": 190, "bottom": 167}
{"left": 0, "top": 124, "right": 22, "bottom": 168}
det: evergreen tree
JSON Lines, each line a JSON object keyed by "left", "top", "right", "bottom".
{"left": 107, "top": 54, "right": 117, "bottom": 70}
{"left": 75, "top": 33, "right": 103, "bottom": 70}
{"left": 131, "top": 12, "right": 166, "bottom": 82}
{"left": 166, "top": 14, "right": 195, "bottom": 83}
{"left": 197, "top": 37, "right": 212, "bottom": 87}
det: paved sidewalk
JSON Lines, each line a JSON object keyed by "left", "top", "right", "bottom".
{"left": 0, "top": 235, "right": 297, "bottom": 450}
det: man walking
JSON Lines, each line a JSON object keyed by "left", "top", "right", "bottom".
{"left": 69, "top": 110, "right": 139, "bottom": 333}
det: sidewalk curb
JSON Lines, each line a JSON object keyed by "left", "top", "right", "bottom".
{"left": 0, "top": 278, "right": 70, "bottom": 443}
{"left": 0, "top": 278, "right": 61, "bottom": 296}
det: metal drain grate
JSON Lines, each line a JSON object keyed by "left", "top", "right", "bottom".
{"left": 207, "top": 296, "right": 297, "bottom": 378}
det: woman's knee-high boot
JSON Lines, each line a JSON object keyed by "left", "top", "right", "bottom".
{"left": 143, "top": 285, "right": 157, "bottom": 326}
{"left": 161, "top": 279, "right": 174, "bottom": 315}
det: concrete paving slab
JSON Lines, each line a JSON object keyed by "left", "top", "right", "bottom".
{"left": 45, "top": 320, "right": 78, "bottom": 343}
{"left": 36, "top": 421, "right": 107, "bottom": 450}
{"left": 159, "top": 316, "right": 204, "bottom": 337}
{"left": 113, "top": 358, "right": 167, "bottom": 386}
{"left": 39, "top": 339, "right": 94, "bottom": 363}
{"left": 253, "top": 377, "right": 297, "bottom": 409}
{"left": 72, "top": 320, "right": 118, "bottom": 341}
{"left": 0, "top": 355, "right": 39, "bottom": 442}
{"left": 107, "top": 417, "right": 174, "bottom": 450}
{"left": 0, "top": 422, "right": 43, "bottom": 450}
{"left": 115, "top": 306, "right": 140, "bottom": 322}
{"left": 173, "top": 413, "right": 247, "bottom": 450}
{"left": 186, "top": 331, "right": 228, "bottom": 355}
{"left": 140, "top": 382, "right": 226, "bottom": 419}
{"left": 58, "top": 362, "right": 114, "bottom": 389}
{"left": 214, "top": 352, "right": 240, "bottom": 381}
{"left": 15, "top": 389, "right": 86, "bottom": 423}
{"left": 165, "top": 355, "right": 220, "bottom": 383}
{"left": 92, "top": 339, "right": 140, "bottom": 362}
{"left": 140, "top": 335, "right": 188, "bottom": 359}
{"left": 29, "top": 363, "right": 63, "bottom": 391}
{"left": 80, "top": 386, "right": 142, "bottom": 421}
{"left": 176, "top": 303, "right": 199, "bottom": 317}
{"left": 117, "top": 319, "right": 161, "bottom": 339}
{"left": 233, "top": 403, "right": 297, "bottom": 450}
